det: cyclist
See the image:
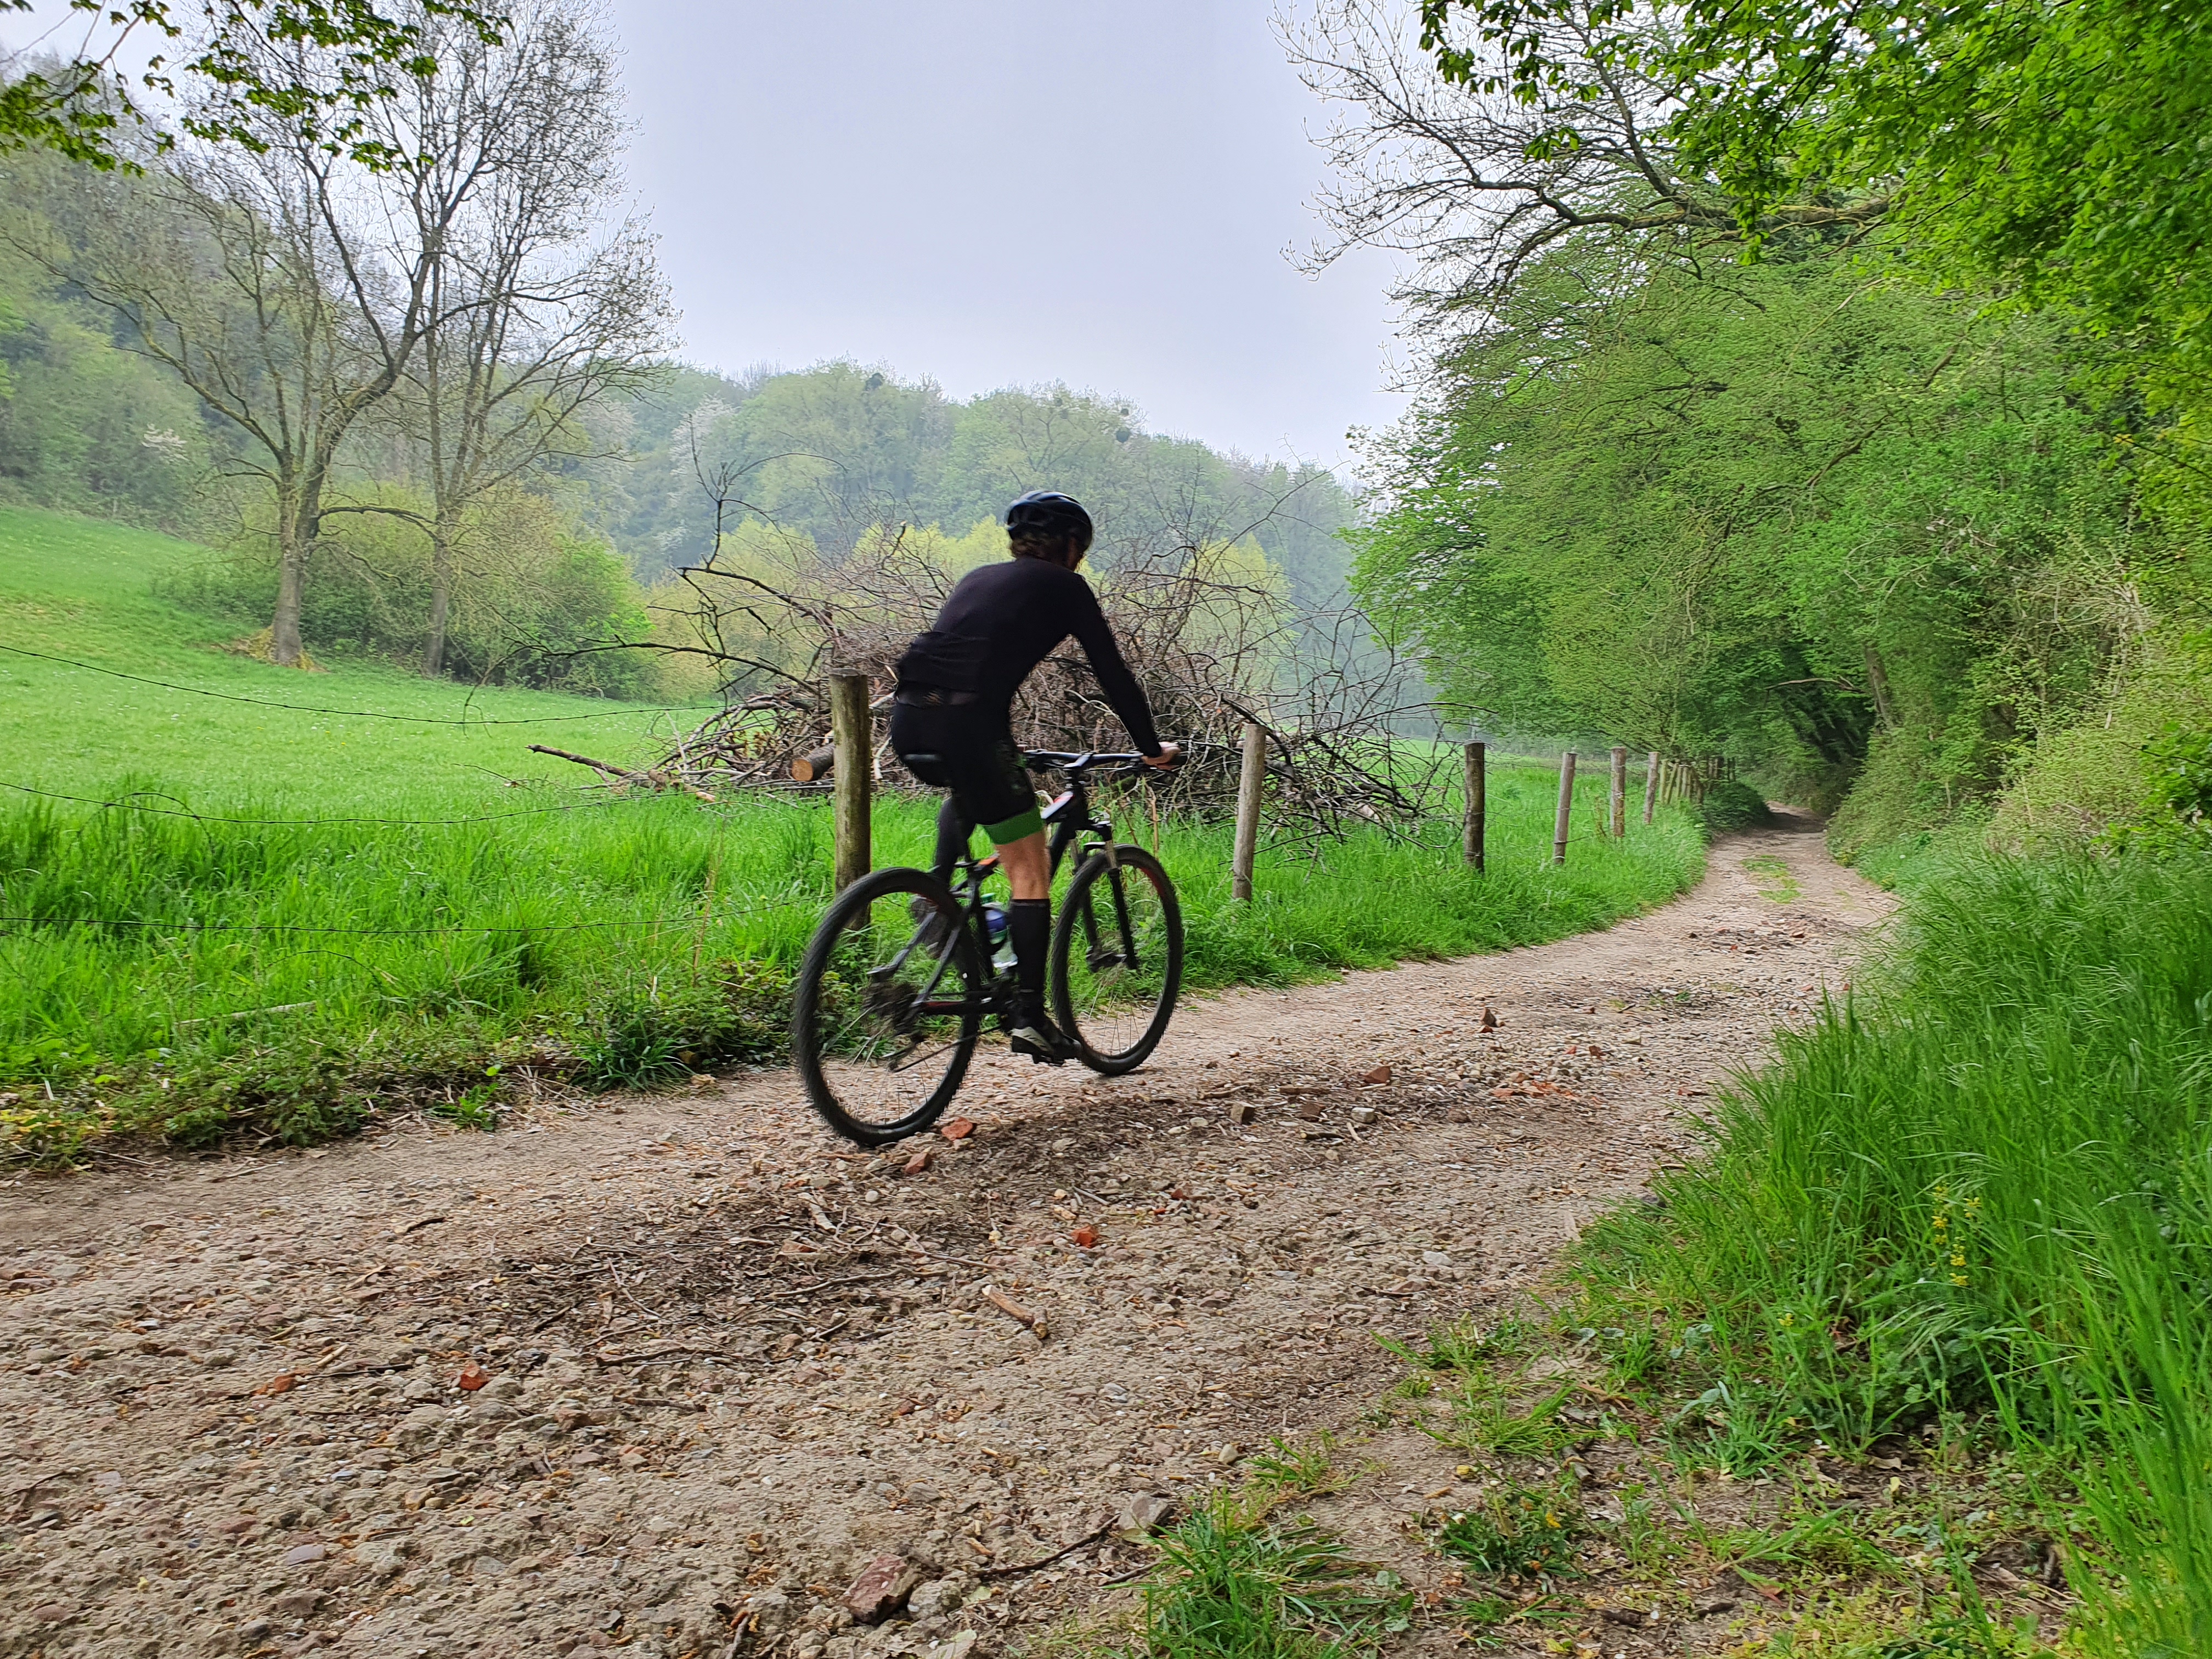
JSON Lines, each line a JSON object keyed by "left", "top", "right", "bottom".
{"left": 890, "top": 489, "right": 1178, "bottom": 1064}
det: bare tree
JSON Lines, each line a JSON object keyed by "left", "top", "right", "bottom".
{"left": 16, "top": 2, "right": 657, "bottom": 670}
{"left": 363, "top": 0, "right": 672, "bottom": 676}
{"left": 1282, "top": 0, "right": 1888, "bottom": 327}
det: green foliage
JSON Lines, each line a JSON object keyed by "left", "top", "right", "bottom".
{"left": 0, "top": 204, "right": 207, "bottom": 526}
{"left": 595, "top": 366, "right": 1361, "bottom": 607}
{"left": 1431, "top": 1479, "right": 1585, "bottom": 1579}
{"left": 1126, "top": 1498, "right": 1411, "bottom": 1659}
{"left": 159, "top": 486, "right": 660, "bottom": 693}
{"left": 0, "top": 3, "right": 509, "bottom": 172}
{"left": 1419, "top": 0, "right": 2212, "bottom": 378}
{"left": 1699, "top": 781, "right": 1773, "bottom": 834}
{"left": 1246, "top": 1434, "right": 1348, "bottom": 1499}
{"left": 1353, "top": 245, "right": 2140, "bottom": 835}
{"left": 1571, "top": 851, "right": 2212, "bottom": 1652}
{"left": 0, "top": 509, "right": 1705, "bottom": 1155}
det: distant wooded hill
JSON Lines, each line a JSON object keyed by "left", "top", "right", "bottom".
{"left": 0, "top": 205, "right": 1357, "bottom": 608}
{"left": 567, "top": 362, "right": 1358, "bottom": 606}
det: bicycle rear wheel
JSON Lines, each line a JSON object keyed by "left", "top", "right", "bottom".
{"left": 793, "top": 867, "right": 983, "bottom": 1146}
{"left": 1050, "top": 844, "right": 1182, "bottom": 1074}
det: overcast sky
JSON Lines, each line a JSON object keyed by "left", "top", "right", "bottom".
{"left": 2, "top": 0, "right": 1411, "bottom": 469}
{"left": 600, "top": 0, "right": 1408, "bottom": 468}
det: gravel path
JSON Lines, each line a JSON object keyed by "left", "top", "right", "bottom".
{"left": 0, "top": 812, "right": 1891, "bottom": 1659}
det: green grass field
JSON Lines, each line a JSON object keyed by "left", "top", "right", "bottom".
{"left": 0, "top": 505, "right": 1705, "bottom": 1158}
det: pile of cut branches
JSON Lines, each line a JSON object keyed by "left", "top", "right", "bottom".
{"left": 600, "top": 511, "right": 1453, "bottom": 843}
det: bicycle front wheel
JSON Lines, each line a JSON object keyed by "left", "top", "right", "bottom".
{"left": 1051, "top": 844, "right": 1183, "bottom": 1075}
{"left": 793, "top": 867, "right": 983, "bottom": 1146}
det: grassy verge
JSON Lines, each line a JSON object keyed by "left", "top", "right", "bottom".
{"left": 1064, "top": 853, "right": 2208, "bottom": 1659}
{"left": 1058, "top": 1308, "right": 2056, "bottom": 1659}
{"left": 1567, "top": 851, "right": 2212, "bottom": 1655}
{"left": 0, "top": 506, "right": 1706, "bottom": 1158}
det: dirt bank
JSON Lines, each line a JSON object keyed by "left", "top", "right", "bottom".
{"left": 0, "top": 813, "right": 1891, "bottom": 1659}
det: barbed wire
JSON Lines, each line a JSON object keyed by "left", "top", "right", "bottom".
{"left": 0, "top": 644, "right": 694, "bottom": 727}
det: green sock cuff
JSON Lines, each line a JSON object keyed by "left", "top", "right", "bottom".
{"left": 984, "top": 806, "right": 1043, "bottom": 845}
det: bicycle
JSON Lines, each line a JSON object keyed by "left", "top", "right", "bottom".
{"left": 792, "top": 750, "right": 1184, "bottom": 1147}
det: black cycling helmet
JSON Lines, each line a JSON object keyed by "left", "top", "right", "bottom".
{"left": 1005, "top": 490, "right": 1094, "bottom": 557}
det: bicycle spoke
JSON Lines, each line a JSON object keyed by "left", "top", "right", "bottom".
{"left": 798, "top": 874, "right": 981, "bottom": 1139}
{"left": 1054, "top": 847, "right": 1181, "bottom": 1073}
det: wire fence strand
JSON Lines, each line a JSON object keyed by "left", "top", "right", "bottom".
{"left": 2, "top": 782, "right": 676, "bottom": 828}
{"left": 0, "top": 644, "right": 695, "bottom": 727}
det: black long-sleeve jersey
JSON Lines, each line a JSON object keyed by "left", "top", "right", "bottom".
{"left": 892, "top": 556, "right": 1163, "bottom": 755}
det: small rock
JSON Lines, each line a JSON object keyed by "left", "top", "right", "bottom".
{"left": 29, "top": 1602, "right": 72, "bottom": 1624}
{"left": 844, "top": 1552, "right": 924, "bottom": 1624}
{"left": 456, "top": 1361, "right": 488, "bottom": 1391}
{"left": 939, "top": 1119, "right": 975, "bottom": 1142}
{"left": 1362, "top": 1064, "right": 1392, "bottom": 1085}
{"left": 1117, "top": 1491, "right": 1176, "bottom": 1537}
{"left": 901, "top": 1150, "right": 932, "bottom": 1177}
{"left": 272, "top": 1587, "right": 324, "bottom": 1617}
{"left": 1421, "top": 1250, "right": 1452, "bottom": 1268}
{"left": 236, "top": 1620, "right": 272, "bottom": 1642}
{"left": 353, "top": 1540, "right": 410, "bottom": 1579}
{"left": 906, "top": 1576, "right": 967, "bottom": 1619}
{"left": 1226, "top": 1102, "right": 1256, "bottom": 1126}
{"left": 282, "top": 1543, "right": 327, "bottom": 1566}
{"left": 1348, "top": 1106, "right": 1378, "bottom": 1126}
{"left": 1294, "top": 1100, "right": 1324, "bottom": 1121}
{"left": 1069, "top": 1225, "right": 1099, "bottom": 1249}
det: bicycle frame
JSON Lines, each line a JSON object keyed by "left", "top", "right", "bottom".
{"left": 899, "top": 757, "right": 1139, "bottom": 1019}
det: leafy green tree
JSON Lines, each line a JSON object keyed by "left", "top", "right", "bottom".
{"left": 1, "top": 1, "right": 503, "bottom": 170}
{"left": 1416, "top": 0, "right": 2212, "bottom": 369}
{"left": 1352, "top": 242, "right": 2138, "bottom": 807}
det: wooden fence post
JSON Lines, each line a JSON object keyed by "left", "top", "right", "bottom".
{"left": 1463, "top": 741, "right": 1486, "bottom": 871}
{"left": 1609, "top": 746, "right": 1627, "bottom": 838}
{"left": 1231, "top": 721, "right": 1267, "bottom": 902}
{"left": 1551, "top": 750, "right": 1577, "bottom": 867}
{"left": 1643, "top": 751, "right": 1660, "bottom": 825}
{"left": 830, "top": 673, "right": 872, "bottom": 891}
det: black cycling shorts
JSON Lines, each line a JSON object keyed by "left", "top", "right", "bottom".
{"left": 889, "top": 698, "right": 1042, "bottom": 844}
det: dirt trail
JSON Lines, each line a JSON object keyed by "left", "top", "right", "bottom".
{"left": 1, "top": 813, "right": 1891, "bottom": 1659}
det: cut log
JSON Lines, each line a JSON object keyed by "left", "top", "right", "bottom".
{"left": 792, "top": 746, "right": 836, "bottom": 783}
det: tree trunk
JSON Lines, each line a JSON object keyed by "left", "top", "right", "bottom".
{"left": 1863, "top": 642, "right": 1897, "bottom": 730}
{"left": 270, "top": 478, "right": 309, "bottom": 668}
{"left": 423, "top": 521, "right": 454, "bottom": 678}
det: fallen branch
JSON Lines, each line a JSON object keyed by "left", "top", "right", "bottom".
{"left": 528, "top": 744, "right": 716, "bottom": 802}
{"left": 983, "top": 1285, "right": 1047, "bottom": 1338}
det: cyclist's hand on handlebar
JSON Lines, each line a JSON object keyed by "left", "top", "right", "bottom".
{"left": 1143, "top": 742, "right": 1183, "bottom": 770}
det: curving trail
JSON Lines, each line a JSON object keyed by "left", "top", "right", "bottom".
{"left": 0, "top": 814, "right": 1891, "bottom": 1659}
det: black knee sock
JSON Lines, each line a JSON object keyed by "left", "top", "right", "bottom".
{"left": 931, "top": 796, "right": 970, "bottom": 885}
{"left": 1010, "top": 899, "right": 1051, "bottom": 1012}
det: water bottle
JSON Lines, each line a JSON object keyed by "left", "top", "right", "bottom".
{"left": 983, "top": 904, "right": 1009, "bottom": 949}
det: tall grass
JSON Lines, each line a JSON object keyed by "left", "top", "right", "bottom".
{"left": 0, "top": 762, "right": 1702, "bottom": 1156}
{"left": 1577, "top": 853, "right": 2212, "bottom": 1655}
